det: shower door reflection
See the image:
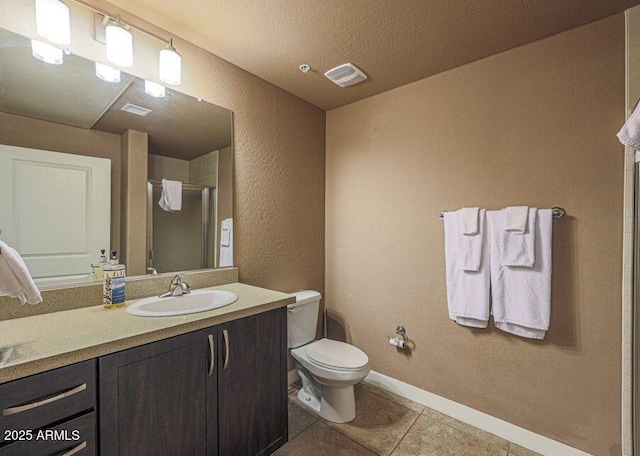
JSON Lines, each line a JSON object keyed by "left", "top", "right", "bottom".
{"left": 147, "top": 181, "right": 216, "bottom": 274}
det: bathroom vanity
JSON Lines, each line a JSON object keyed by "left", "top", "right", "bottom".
{"left": 0, "top": 282, "right": 292, "bottom": 456}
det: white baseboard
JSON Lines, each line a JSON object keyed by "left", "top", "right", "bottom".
{"left": 288, "top": 369, "right": 300, "bottom": 386}
{"left": 364, "top": 370, "right": 591, "bottom": 456}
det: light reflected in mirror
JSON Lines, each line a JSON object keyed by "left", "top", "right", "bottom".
{"left": 0, "top": 27, "right": 233, "bottom": 288}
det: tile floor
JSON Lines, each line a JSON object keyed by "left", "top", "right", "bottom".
{"left": 276, "top": 382, "right": 541, "bottom": 456}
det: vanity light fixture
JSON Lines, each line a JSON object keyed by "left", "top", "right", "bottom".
{"left": 37, "top": 1, "right": 184, "bottom": 85}
{"left": 144, "top": 80, "right": 166, "bottom": 98}
{"left": 159, "top": 40, "right": 181, "bottom": 85}
{"left": 95, "top": 62, "right": 121, "bottom": 83}
{"left": 105, "top": 16, "right": 133, "bottom": 68}
{"left": 31, "top": 39, "right": 64, "bottom": 65}
{"left": 35, "top": 0, "right": 71, "bottom": 45}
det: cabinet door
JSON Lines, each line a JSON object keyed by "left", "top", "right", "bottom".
{"left": 217, "top": 308, "right": 288, "bottom": 455}
{"left": 99, "top": 329, "right": 217, "bottom": 456}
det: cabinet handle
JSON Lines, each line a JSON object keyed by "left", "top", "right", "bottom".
{"left": 208, "top": 334, "right": 215, "bottom": 376}
{"left": 223, "top": 329, "right": 230, "bottom": 370}
{"left": 62, "top": 441, "right": 87, "bottom": 456}
{"left": 3, "top": 383, "right": 87, "bottom": 416}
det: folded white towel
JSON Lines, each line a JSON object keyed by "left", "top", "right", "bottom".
{"left": 456, "top": 209, "right": 485, "bottom": 272}
{"left": 0, "top": 241, "right": 42, "bottom": 305}
{"left": 618, "top": 102, "right": 640, "bottom": 149}
{"left": 501, "top": 207, "right": 537, "bottom": 267}
{"left": 158, "top": 179, "right": 182, "bottom": 212}
{"left": 459, "top": 207, "right": 480, "bottom": 235}
{"left": 488, "top": 209, "right": 552, "bottom": 340}
{"left": 219, "top": 218, "right": 233, "bottom": 267}
{"left": 444, "top": 211, "right": 490, "bottom": 328}
{"left": 504, "top": 206, "right": 529, "bottom": 234}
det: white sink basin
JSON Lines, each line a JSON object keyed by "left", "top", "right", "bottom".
{"left": 126, "top": 289, "right": 238, "bottom": 317}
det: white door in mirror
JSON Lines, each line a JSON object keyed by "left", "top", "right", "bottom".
{"left": 0, "top": 144, "right": 111, "bottom": 286}
{"left": 126, "top": 289, "right": 238, "bottom": 317}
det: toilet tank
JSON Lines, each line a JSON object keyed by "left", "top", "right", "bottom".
{"left": 287, "top": 290, "right": 321, "bottom": 348}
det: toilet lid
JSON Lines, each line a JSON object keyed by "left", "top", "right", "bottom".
{"left": 304, "top": 339, "right": 369, "bottom": 370}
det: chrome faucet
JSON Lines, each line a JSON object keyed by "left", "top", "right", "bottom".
{"left": 159, "top": 274, "right": 191, "bottom": 298}
{"left": 147, "top": 267, "right": 158, "bottom": 275}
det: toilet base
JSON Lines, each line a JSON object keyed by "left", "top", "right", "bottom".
{"left": 297, "top": 369, "right": 356, "bottom": 423}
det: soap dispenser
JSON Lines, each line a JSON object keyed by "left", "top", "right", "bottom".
{"left": 91, "top": 249, "right": 108, "bottom": 281}
{"left": 103, "top": 251, "right": 126, "bottom": 309}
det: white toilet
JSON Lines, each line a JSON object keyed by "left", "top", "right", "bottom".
{"left": 288, "top": 290, "right": 370, "bottom": 423}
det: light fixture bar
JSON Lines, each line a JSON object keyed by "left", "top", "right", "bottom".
{"left": 68, "top": 0, "right": 171, "bottom": 46}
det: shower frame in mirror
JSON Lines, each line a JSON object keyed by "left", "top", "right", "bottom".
{"left": 146, "top": 180, "right": 215, "bottom": 274}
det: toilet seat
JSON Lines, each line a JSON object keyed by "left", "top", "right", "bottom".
{"left": 304, "top": 339, "right": 369, "bottom": 371}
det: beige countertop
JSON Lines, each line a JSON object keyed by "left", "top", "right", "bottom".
{"left": 0, "top": 283, "right": 294, "bottom": 384}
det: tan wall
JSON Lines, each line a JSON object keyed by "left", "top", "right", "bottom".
{"left": 326, "top": 15, "right": 624, "bottom": 456}
{"left": 0, "top": 0, "right": 325, "bottom": 294}
{"left": 0, "top": 111, "right": 122, "bottom": 254}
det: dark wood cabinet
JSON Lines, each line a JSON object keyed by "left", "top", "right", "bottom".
{"left": 99, "top": 328, "right": 216, "bottom": 456}
{"left": 0, "top": 359, "right": 96, "bottom": 455}
{"left": 99, "top": 307, "right": 287, "bottom": 456}
{"left": 217, "top": 308, "right": 288, "bottom": 456}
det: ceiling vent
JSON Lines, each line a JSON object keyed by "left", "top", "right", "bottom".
{"left": 324, "top": 63, "right": 367, "bottom": 88}
{"left": 120, "top": 103, "right": 151, "bottom": 117}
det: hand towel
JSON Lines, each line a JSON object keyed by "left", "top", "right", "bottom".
{"left": 158, "top": 179, "right": 182, "bottom": 212}
{"left": 501, "top": 207, "right": 537, "bottom": 267}
{"left": 219, "top": 218, "right": 233, "bottom": 267}
{"left": 488, "top": 209, "right": 552, "bottom": 340}
{"left": 443, "top": 211, "right": 490, "bottom": 328}
{"left": 0, "top": 241, "right": 42, "bottom": 305}
{"left": 618, "top": 102, "right": 640, "bottom": 149}
{"left": 459, "top": 207, "right": 480, "bottom": 235}
{"left": 504, "top": 206, "right": 529, "bottom": 234}
{"left": 456, "top": 209, "right": 485, "bottom": 272}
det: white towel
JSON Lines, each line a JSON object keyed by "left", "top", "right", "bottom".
{"left": 456, "top": 209, "right": 485, "bottom": 272}
{"left": 504, "top": 206, "right": 529, "bottom": 234}
{"left": 488, "top": 209, "right": 552, "bottom": 340}
{"left": 618, "top": 102, "right": 640, "bottom": 149}
{"left": 501, "top": 207, "right": 537, "bottom": 267}
{"left": 0, "top": 241, "right": 42, "bottom": 305}
{"left": 459, "top": 207, "right": 480, "bottom": 235}
{"left": 443, "top": 211, "right": 490, "bottom": 328}
{"left": 219, "top": 218, "right": 233, "bottom": 267}
{"left": 158, "top": 179, "right": 182, "bottom": 212}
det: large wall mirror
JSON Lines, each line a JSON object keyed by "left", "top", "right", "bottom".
{"left": 0, "top": 27, "right": 233, "bottom": 287}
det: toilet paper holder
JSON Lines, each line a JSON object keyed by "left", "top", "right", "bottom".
{"left": 388, "top": 325, "right": 408, "bottom": 349}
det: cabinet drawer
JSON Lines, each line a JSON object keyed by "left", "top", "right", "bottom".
{"left": 0, "top": 411, "right": 95, "bottom": 456}
{"left": 0, "top": 360, "right": 96, "bottom": 443}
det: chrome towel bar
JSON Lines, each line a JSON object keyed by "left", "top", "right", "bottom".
{"left": 438, "top": 207, "right": 566, "bottom": 220}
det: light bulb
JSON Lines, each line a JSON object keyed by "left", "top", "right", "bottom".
{"left": 159, "top": 46, "right": 181, "bottom": 85}
{"left": 95, "top": 63, "right": 121, "bottom": 83}
{"left": 105, "top": 23, "right": 133, "bottom": 67}
{"left": 35, "top": 0, "right": 71, "bottom": 45}
{"left": 145, "top": 80, "right": 166, "bottom": 98}
{"left": 31, "top": 40, "right": 63, "bottom": 65}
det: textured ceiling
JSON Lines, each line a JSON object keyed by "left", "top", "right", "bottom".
{"left": 107, "top": 0, "right": 640, "bottom": 110}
